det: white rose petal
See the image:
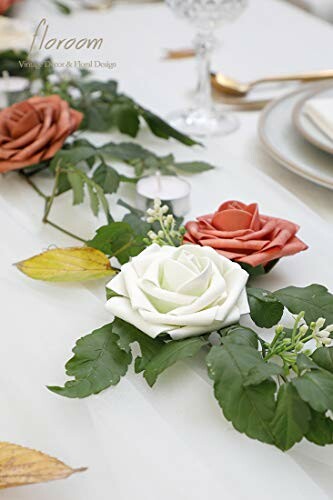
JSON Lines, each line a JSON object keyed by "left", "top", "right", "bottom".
{"left": 106, "top": 244, "right": 250, "bottom": 340}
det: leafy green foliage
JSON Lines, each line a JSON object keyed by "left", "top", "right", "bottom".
{"left": 240, "top": 259, "right": 279, "bottom": 278}
{"left": 33, "top": 69, "right": 199, "bottom": 145}
{"left": 247, "top": 288, "right": 284, "bottom": 328}
{"left": 207, "top": 339, "right": 277, "bottom": 444}
{"left": 48, "top": 323, "right": 132, "bottom": 398}
{"left": 92, "top": 162, "right": 120, "bottom": 194}
{"left": 111, "top": 104, "right": 140, "bottom": 137}
{"left": 112, "top": 318, "right": 165, "bottom": 373}
{"left": 219, "top": 324, "right": 259, "bottom": 349}
{"left": 139, "top": 108, "right": 199, "bottom": 146}
{"left": 208, "top": 325, "right": 333, "bottom": 450}
{"left": 271, "top": 383, "right": 311, "bottom": 451}
{"left": 305, "top": 409, "right": 333, "bottom": 446}
{"left": 173, "top": 161, "right": 214, "bottom": 173}
{"left": 296, "top": 353, "right": 318, "bottom": 372}
{"left": 0, "top": 50, "right": 32, "bottom": 78}
{"left": 60, "top": 166, "right": 112, "bottom": 220}
{"left": 143, "top": 337, "right": 207, "bottom": 387}
{"left": 244, "top": 361, "right": 283, "bottom": 386}
{"left": 87, "top": 222, "right": 146, "bottom": 264}
{"left": 53, "top": 143, "right": 97, "bottom": 166}
{"left": 292, "top": 369, "right": 333, "bottom": 413}
{"left": 52, "top": 0, "right": 71, "bottom": 14}
{"left": 312, "top": 347, "right": 333, "bottom": 373}
{"left": 274, "top": 284, "right": 333, "bottom": 326}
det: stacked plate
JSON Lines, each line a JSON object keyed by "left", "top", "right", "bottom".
{"left": 259, "top": 84, "right": 333, "bottom": 190}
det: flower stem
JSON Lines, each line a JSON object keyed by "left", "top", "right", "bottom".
{"left": 159, "top": 215, "right": 175, "bottom": 246}
{"left": 21, "top": 163, "right": 86, "bottom": 244}
{"left": 19, "top": 172, "right": 48, "bottom": 200}
{"left": 44, "top": 219, "right": 86, "bottom": 243}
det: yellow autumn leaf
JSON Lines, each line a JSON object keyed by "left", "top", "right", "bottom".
{"left": 15, "top": 247, "right": 117, "bottom": 282}
{"left": 0, "top": 442, "right": 86, "bottom": 489}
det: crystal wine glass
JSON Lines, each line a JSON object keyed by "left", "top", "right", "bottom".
{"left": 165, "top": 0, "right": 248, "bottom": 137}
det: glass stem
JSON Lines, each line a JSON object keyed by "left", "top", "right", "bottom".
{"left": 195, "top": 31, "right": 215, "bottom": 112}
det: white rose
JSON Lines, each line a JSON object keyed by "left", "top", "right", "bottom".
{"left": 106, "top": 244, "right": 250, "bottom": 340}
{"left": 0, "top": 17, "right": 32, "bottom": 52}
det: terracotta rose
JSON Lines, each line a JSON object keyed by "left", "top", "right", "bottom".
{"left": 184, "top": 200, "right": 308, "bottom": 268}
{"left": 0, "top": 0, "right": 18, "bottom": 14}
{"left": 0, "top": 95, "right": 83, "bottom": 173}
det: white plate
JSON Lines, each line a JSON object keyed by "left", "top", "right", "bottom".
{"left": 259, "top": 86, "right": 333, "bottom": 190}
{"left": 293, "top": 85, "right": 333, "bottom": 155}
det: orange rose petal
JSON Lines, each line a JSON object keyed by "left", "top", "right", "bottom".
{"left": 200, "top": 238, "right": 268, "bottom": 251}
{"left": 13, "top": 125, "right": 56, "bottom": 160}
{"left": 212, "top": 208, "right": 253, "bottom": 231}
{"left": 43, "top": 136, "right": 68, "bottom": 160}
{"left": 0, "top": 155, "right": 43, "bottom": 172}
{"left": 0, "top": 95, "right": 82, "bottom": 173}
{"left": 184, "top": 200, "right": 308, "bottom": 268}
{"left": 2, "top": 124, "right": 42, "bottom": 150}
{"left": 70, "top": 109, "right": 84, "bottom": 130}
{"left": 7, "top": 103, "right": 40, "bottom": 139}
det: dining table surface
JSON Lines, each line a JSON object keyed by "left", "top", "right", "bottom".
{"left": 1, "top": 0, "right": 333, "bottom": 499}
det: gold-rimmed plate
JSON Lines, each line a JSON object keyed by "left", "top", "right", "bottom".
{"left": 259, "top": 85, "right": 333, "bottom": 191}
{"left": 293, "top": 85, "right": 333, "bottom": 155}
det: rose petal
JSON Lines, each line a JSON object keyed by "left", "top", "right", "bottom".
{"left": 106, "top": 297, "right": 168, "bottom": 338}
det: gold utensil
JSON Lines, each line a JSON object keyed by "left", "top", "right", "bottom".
{"left": 211, "top": 70, "right": 333, "bottom": 97}
{"left": 163, "top": 48, "right": 196, "bottom": 60}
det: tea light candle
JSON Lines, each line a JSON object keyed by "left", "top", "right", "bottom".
{"left": 0, "top": 73, "right": 29, "bottom": 109}
{"left": 136, "top": 173, "right": 191, "bottom": 216}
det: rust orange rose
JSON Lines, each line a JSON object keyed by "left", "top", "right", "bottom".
{"left": 184, "top": 200, "right": 308, "bottom": 268}
{"left": 0, "top": 0, "right": 18, "bottom": 13}
{"left": 0, "top": 95, "right": 83, "bottom": 173}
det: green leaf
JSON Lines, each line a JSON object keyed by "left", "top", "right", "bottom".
{"left": 306, "top": 409, "right": 333, "bottom": 446}
{"left": 87, "top": 222, "right": 145, "bottom": 264}
{"left": 67, "top": 171, "right": 85, "bottom": 205}
{"left": 292, "top": 369, "right": 333, "bottom": 412}
{"left": 84, "top": 104, "right": 111, "bottom": 132}
{"left": 87, "top": 183, "right": 99, "bottom": 216}
{"left": 143, "top": 337, "right": 207, "bottom": 387}
{"left": 296, "top": 353, "right": 319, "bottom": 372}
{"left": 239, "top": 259, "right": 279, "bottom": 278}
{"left": 52, "top": 145, "right": 96, "bottom": 167}
{"left": 93, "top": 163, "right": 120, "bottom": 194}
{"left": 207, "top": 343, "right": 276, "bottom": 444}
{"left": 174, "top": 161, "right": 214, "bottom": 173}
{"left": 0, "top": 50, "right": 31, "bottom": 77}
{"left": 140, "top": 108, "right": 199, "bottom": 146}
{"left": 271, "top": 383, "right": 311, "bottom": 451}
{"left": 48, "top": 323, "right": 132, "bottom": 398}
{"left": 111, "top": 104, "right": 140, "bottom": 137}
{"left": 53, "top": 0, "right": 71, "bottom": 14}
{"left": 56, "top": 172, "right": 72, "bottom": 195}
{"left": 274, "top": 284, "right": 333, "bottom": 327}
{"left": 312, "top": 347, "right": 333, "bottom": 373}
{"left": 122, "top": 213, "right": 150, "bottom": 238}
{"left": 247, "top": 288, "right": 284, "bottom": 328}
{"left": 244, "top": 362, "right": 283, "bottom": 386}
{"left": 219, "top": 324, "right": 259, "bottom": 349}
{"left": 112, "top": 318, "right": 165, "bottom": 372}
{"left": 100, "top": 142, "right": 155, "bottom": 162}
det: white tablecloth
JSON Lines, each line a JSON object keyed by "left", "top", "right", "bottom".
{"left": 1, "top": 0, "right": 333, "bottom": 498}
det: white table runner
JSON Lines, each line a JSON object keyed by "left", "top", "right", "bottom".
{"left": 1, "top": 156, "right": 333, "bottom": 499}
